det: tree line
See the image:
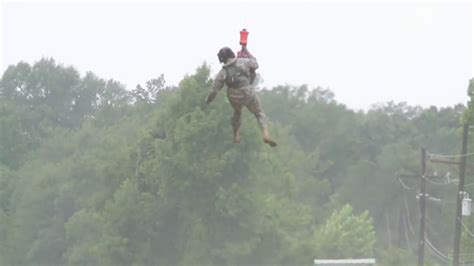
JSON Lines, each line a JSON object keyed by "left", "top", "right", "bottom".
{"left": 0, "top": 58, "right": 473, "bottom": 265}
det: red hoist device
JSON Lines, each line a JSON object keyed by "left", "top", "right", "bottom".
{"left": 237, "top": 29, "right": 250, "bottom": 58}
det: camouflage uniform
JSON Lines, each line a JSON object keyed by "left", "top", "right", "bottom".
{"left": 210, "top": 55, "right": 267, "bottom": 132}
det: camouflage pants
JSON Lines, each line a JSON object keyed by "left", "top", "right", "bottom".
{"left": 226, "top": 86, "right": 267, "bottom": 131}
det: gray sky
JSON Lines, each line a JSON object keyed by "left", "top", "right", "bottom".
{"left": 1, "top": 0, "right": 472, "bottom": 110}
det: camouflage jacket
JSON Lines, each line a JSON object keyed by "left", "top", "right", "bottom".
{"left": 211, "top": 55, "right": 258, "bottom": 93}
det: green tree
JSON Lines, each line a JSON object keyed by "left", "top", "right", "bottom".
{"left": 1, "top": 57, "right": 469, "bottom": 265}
{"left": 313, "top": 204, "right": 376, "bottom": 259}
{"left": 0, "top": 58, "right": 130, "bottom": 169}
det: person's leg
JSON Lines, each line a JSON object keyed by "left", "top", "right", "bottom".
{"left": 229, "top": 99, "right": 243, "bottom": 144}
{"left": 246, "top": 93, "right": 277, "bottom": 147}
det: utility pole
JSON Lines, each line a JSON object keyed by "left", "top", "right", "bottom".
{"left": 418, "top": 148, "right": 427, "bottom": 266}
{"left": 453, "top": 123, "right": 469, "bottom": 266}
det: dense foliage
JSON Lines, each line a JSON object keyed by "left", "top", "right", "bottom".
{"left": 0, "top": 58, "right": 472, "bottom": 265}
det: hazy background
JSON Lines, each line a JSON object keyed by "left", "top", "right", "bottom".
{"left": 1, "top": 2, "right": 474, "bottom": 265}
{"left": 1, "top": 0, "right": 473, "bottom": 110}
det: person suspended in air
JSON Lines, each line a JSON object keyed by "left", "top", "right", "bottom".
{"left": 205, "top": 29, "right": 277, "bottom": 147}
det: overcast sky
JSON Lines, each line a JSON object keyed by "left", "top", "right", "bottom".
{"left": 1, "top": 1, "right": 473, "bottom": 110}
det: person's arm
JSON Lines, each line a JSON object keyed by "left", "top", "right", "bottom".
{"left": 206, "top": 68, "right": 226, "bottom": 104}
{"left": 239, "top": 46, "right": 258, "bottom": 84}
{"left": 241, "top": 46, "right": 258, "bottom": 70}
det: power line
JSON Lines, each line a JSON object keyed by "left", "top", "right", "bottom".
{"left": 459, "top": 217, "right": 474, "bottom": 238}
{"left": 400, "top": 173, "right": 458, "bottom": 187}
{"left": 421, "top": 175, "right": 474, "bottom": 189}
{"left": 463, "top": 182, "right": 474, "bottom": 187}
{"left": 427, "top": 151, "right": 474, "bottom": 159}
{"left": 404, "top": 192, "right": 415, "bottom": 234}
{"left": 399, "top": 177, "right": 416, "bottom": 190}
{"left": 424, "top": 218, "right": 452, "bottom": 262}
{"left": 401, "top": 147, "right": 473, "bottom": 265}
{"left": 446, "top": 179, "right": 474, "bottom": 187}
{"left": 403, "top": 212, "right": 414, "bottom": 252}
{"left": 425, "top": 234, "right": 452, "bottom": 263}
{"left": 398, "top": 171, "right": 472, "bottom": 188}
{"left": 422, "top": 175, "right": 449, "bottom": 186}
{"left": 403, "top": 181, "right": 463, "bottom": 264}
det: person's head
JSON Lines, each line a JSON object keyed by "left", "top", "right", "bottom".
{"left": 217, "top": 47, "right": 235, "bottom": 64}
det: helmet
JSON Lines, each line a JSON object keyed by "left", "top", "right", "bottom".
{"left": 217, "top": 47, "right": 235, "bottom": 64}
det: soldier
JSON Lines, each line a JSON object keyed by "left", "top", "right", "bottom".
{"left": 206, "top": 46, "right": 277, "bottom": 147}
